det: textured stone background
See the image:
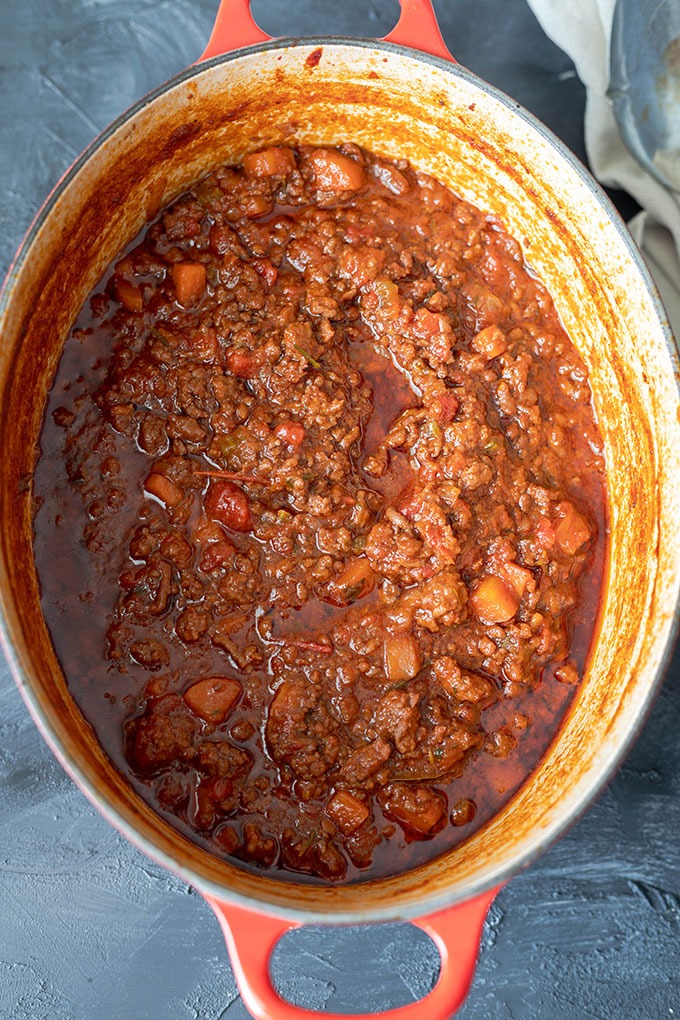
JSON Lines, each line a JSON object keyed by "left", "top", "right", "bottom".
{"left": 1, "top": 1, "right": 679, "bottom": 1017}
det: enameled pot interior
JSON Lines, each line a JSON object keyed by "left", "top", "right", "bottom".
{"left": 1, "top": 40, "right": 679, "bottom": 922}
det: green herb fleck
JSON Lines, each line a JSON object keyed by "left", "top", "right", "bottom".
{"left": 299, "top": 826, "right": 319, "bottom": 857}
{"left": 150, "top": 327, "right": 172, "bottom": 349}
{"left": 294, "top": 345, "right": 321, "bottom": 369}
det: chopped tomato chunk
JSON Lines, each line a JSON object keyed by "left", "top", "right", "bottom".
{"left": 204, "top": 479, "right": 252, "bottom": 532}
{"left": 500, "top": 561, "right": 534, "bottom": 597}
{"left": 199, "top": 539, "right": 237, "bottom": 572}
{"left": 435, "top": 392, "right": 460, "bottom": 423}
{"left": 252, "top": 258, "right": 279, "bottom": 287}
{"left": 535, "top": 518, "right": 556, "bottom": 548}
{"left": 274, "top": 421, "right": 306, "bottom": 448}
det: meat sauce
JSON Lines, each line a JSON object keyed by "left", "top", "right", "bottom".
{"left": 33, "top": 143, "right": 606, "bottom": 884}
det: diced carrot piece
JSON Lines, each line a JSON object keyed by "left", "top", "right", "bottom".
{"left": 243, "top": 193, "right": 273, "bottom": 219}
{"left": 171, "top": 262, "right": 206, "bottom": 306}
{"left": 204, "top": 480, "right": 252, "bottom": 532}
{"left": 274, "top": 421, "right": 306, "bottom": 448}
{"left": 471, "top": 324, "right": 508, "bottom": 360}
{"left": 500, "top": 561, "right": 534, "bottom": 597}
{"left": 115, "top": 278, "right": 144, "bottom": 313}
{"left": 470, "top": 575, "right": 519, "bottom": 624}
{"left": 326, "top": 790, "right": 369, "bottom": 836}
{"left": 554, "top": 505, "right": 591, "bottom": 555}
{"left": 184, "top": 676, "right": 241, "bottom": 723}
{"left": 326, "top": 557, "right": 375, "bottom": 606}
{"left": 242, "top": 146, "right": 296, "bottom": 178}
{"left": 384, "top": 633, "right": 421, "bottom": 683}
{"left": 306, "top": 148, "right": 365, "bottom": 191}
{"left": 145, "top": 471, "right": 184, "bottom": 507}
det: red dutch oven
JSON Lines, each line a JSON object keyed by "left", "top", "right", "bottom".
{"left": 1, "top": 2, "right": 679, "bottom": 1017}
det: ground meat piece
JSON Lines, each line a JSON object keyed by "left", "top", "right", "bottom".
{"left": 485, "top": 727, "right": 518, "bottom": 759}
{"left": 163, "top": 200, "right": 204, "bottom": 241}
{"left": 130, "top": 638, "right": 170, "bottom": 671}
{"left": 128, "top": 524, "right": 159, "bottom": 561}
{"left": 166, "top": 414, "right": 208, "bottom": 445}
{"left": 341, "top": 738, "right": 392, "bottom": 785}
{"left": 159, "top": 530, "right": 193, "bottom": 569}
{"left": 364, "top": 519, "right": 426, "bottom": 586}
{"left": 155, "top": 771, "right": 190, "bottom": 812}
{"left": 197, "top": 739, "right": 252, "bottom": 778}
{"left": 176, "top": 364, "right": 217, "bottom": 418}
{"left": 399, "top": 569, "right": 468, "bottom": 631}
{"left": 129, "top": 694, "right": 198, "bottom": 772}
{"left": 344, "top": 824, "right": 382, "bottom": 868}
{"left": 395, "top": 719, "right": 481, "bottom": 781}
{"left": 281, "top": 826, "right": 347, "bottom": 881}
{"left": 432, "top": 657, "right": 494, "bottom": 703}
{"left": 175, "top": 605, "right": 210, "bottom": 644}
{"left": 138, "top": 415, "right": 169, "bottom": 456}
{"left": 266, "top": 679, "right": 340, "bottom": 778}
{"left": 372, "top": 689, "right": 420, "bottom": 754}
{"left": 241, "top": 823, "right": 278, "bottom": 867}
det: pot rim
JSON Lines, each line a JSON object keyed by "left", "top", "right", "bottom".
{"left": 1, "top": 33, "right": 678, "bottom": 923}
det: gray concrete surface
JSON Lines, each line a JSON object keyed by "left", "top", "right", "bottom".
{"left": 0, "top": 1, "right": 679, "bottom": 1018}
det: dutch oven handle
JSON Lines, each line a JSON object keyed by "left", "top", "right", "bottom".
{"left": 199, "top": 0, "right": 455, "bottom": 63}
{"left": 204, "top": 887, "right": 501, "bottom": 1019}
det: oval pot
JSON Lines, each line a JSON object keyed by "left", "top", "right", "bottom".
{"left": 1, "top": 2, "right": 679, "bottom": 1017}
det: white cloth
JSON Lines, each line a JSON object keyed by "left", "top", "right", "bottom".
{"left": 526, "top": 0, "right": 680, "bottom": 335}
